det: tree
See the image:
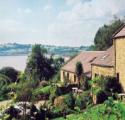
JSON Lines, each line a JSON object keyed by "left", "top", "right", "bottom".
{"left": 75, "top": 62, "right": 83, "bottom": 87}
{"left": 0, "top": 67, "right": 19, "bottom": 83}
{"left": 53, "top": 57, "right": 64, "bottom": 72}
{"left": 94, "top": 19, "right": 124, "bottom": 50}
{"left": 25, "top": 44, "right": 55, "bottom": 81}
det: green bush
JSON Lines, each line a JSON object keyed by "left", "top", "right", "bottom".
{"left": 49, "top": 86, "right": 58, "bottom": 104}
{"left": 54, "top": 100, "right": 125, "bottom": 120}
{"left": 96, "top": 90, "right": 107, "bottom": 104}
{"left": 64, "top": 93, "right": 75, "bottom": 109}
{"left": 92, "top": 76, "right": 122, "bottom": 103}
{"left": 0, "top": 85, "right": 10, "bottom": 101}
{"left": 0, "top": 67, "right": 19, "bottom": 83}
{"left": 16, "top": 87, "right": 32, "bottom": 102}
{"left": 33, "top": 85, "right": 51, "bottom": 95}
{"left": 75, "top": 91, "right": 92, "bottom": 110}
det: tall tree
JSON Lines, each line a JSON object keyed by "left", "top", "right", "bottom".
{"left": 25, "top": 44, "right": 55, "bottom": 81}
{"left": 94, "top": 19, "right": 124, "bottom": 50}
{"left": 75, "top": 62, "right": 83, "bottom": 87}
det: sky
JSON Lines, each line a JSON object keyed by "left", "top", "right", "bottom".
{"left": 0, "top": 0, "right": 125, "bottom": 47}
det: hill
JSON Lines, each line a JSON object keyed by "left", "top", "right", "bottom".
{"left": 0, "top": 43, "right": 89, "bottom": 56}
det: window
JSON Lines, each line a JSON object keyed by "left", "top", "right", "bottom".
{"left": 67, "top": 73, "right": 69, "bottom": 80}
{"left": 74, "top": 75, "right": 76, "bottom": 82}
{"left": 116, "top": 73, "right": 119, "bottom": 82}
{"left": 63, "top": 71, "right": 65, "bottom": 77}
{"left": 95, "top": 73, "right": 98, "bottom": 77}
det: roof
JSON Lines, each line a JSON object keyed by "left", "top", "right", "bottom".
{"left": 91, "top": 46, "right": 114, "bottom": 67}
{"left": 61, "top": 51, "right": 104, "bottom": 77}
{"left": 113, "top": 24, "right": 125, "bottom": 39}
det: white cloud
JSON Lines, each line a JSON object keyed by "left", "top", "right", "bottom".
{"left": 0, "top": 0, "right": 125, "bottom": 46}
{"left": 43, "top": 5, "right": 52, "bottom": 12}
{"left": 47, "top": 0, "right": 125, "bottom": 46}
{"left": 24, "top": 8, "right": 32, "bottom": 13}
{"left": 17, "top": 8, "right": 32, "bottom": 14}
{"left": 65, "top": 0, "right": 81, "bottom": 6}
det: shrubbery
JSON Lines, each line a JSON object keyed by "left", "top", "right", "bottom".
{"left": 16, "top": 87, "right": 32, "bottom": 102}
{"left": 92, "top": 76, "right": 122, "bottom": 103}
{"left": 75, "top": 91, "right": 92, "bottom": 109}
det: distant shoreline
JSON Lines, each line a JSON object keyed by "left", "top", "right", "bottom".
{"left": 0, "top": 54, "right": 28, "bottom": 56}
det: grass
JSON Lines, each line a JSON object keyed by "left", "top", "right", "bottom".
{"left": 33, "top": 85, "right": 52, "bottom": 95}
{"left": 53, "top": 101, "right": 125, "bottom": 120}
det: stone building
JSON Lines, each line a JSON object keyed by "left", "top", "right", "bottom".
{"left": 60, "top": 51, "right": 103, "bottom": 84}
{"left": 113, "top": 25, "right": 125, "bottom": 91}
{"left": 61, "top": 24, "right": 125, "bottom": 91}
{"left": 91, "top": 46, "right": 115, "bottom": 78}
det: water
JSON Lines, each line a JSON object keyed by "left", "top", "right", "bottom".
{"left": 0, "top": 55, "right": 70, "bottom": 71}
{"left": 0, "top": 55, "right": 28, "bottom": 71}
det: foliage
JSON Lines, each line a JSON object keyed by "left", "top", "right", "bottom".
{"left": 54, "top": 100, "right": 125, "bottom": 120}
{"left": 96, "top": 90, "right": 107, "bottom": 104}
{"left": 0, "top": 74, "right": 12, "bottom": 85}
{"left": 92, "top": 76, "right": 122, "bottom": 104}
{"left": 75, "top": 61, "right": 83, "bottom": 87}
{"left": 46, "top": 105, "right": 74, "bottom": 119}
{"left": 25, "top": 44, "right": 55, "bottom": 81}
{"left": 75, "top": 62, "right": 83, "bottom": 77}
{"left": 33, "top": 85, "right": 52, "bottom": 96}
{"left": 0, "top": 69, "right": 19, "bottom": 101}
{"left": 92, "top": 76, "right": 122, "bottom": 95}
{"left": 54, "top": 57, "right": 64, "bottom": 70}
{"left": 94, "top": 19, "right": 124, "bottom": 50}
{"left": 15, "top": 78, "right": 39, "bottom": 102}
{"left": 49, "top": 86, "right": 58, "bottom": 104}
{"left": 0, "top": 85, "right": 10, "bottom": 101}
{"left": 75, "top": 91, "right": 92, "bottom": 110}
{"left": 0, "top": 67, "right": 19, "bottom": 83}
{"left": 16, "top": 87, "right": 32, "bottom": 102}
{"left": 64, "top": 93, "right": 75, "bottom": 109}
{"left": 52, "top": 72, "right": 60, "bottom": 83}
{"left": 82, "top": 77, "right": 91, "bottom": 91}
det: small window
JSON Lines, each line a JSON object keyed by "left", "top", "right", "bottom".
{"left": 67, "top": 73, "right": 69, "bottom": 80}
{"left": 63, "top": 71, "right": 65, "bottom": 76}
{"left": 116, "top": 73, "right": 119, "bottom": 82}
{"left": 95, "top": 73, "right": 98, "bottom": 77}
{"left": 74, "top": 75, "right": 76, "bottom": 82}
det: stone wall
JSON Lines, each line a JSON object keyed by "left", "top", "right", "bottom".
{"left": 92, "top": 65, "right": 115, "bottom": 79}
{"left": 60, "top": 70, "right": 78, "bottom": 84}
{"left": 115, "top": 37, "right": 125, "bottom": 91}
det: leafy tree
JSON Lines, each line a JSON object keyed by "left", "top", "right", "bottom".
{"left": 25, "top": 44, "right": 55, "bottom": 81}
{"left": 53, "top": 57, "right": 64, "bottom": 71}
{"left": 0, "top": 67, "right": 19, "bottom": 83}
{"left": 94, "top": 19, "right": 124, "bottom": 50}
{"left": 75, "top": 62, "right": 83, "bottom": 87}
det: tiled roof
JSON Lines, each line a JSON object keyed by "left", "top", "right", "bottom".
{"left": 113, "top": 24, "right": 125, "bottom": 39}
{"left": 61, "top": 51, "right": 104, "bottom": 77}
{"left": 91, "top": 46, "right": 114, "bottom": 67}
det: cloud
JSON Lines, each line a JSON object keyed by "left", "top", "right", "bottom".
{"left": 47, "top": 0, "right": 125, "bottom": 46}
{"left": 17, "top": 8, "right": 32, "bottom": 14}
{"left": 24, "top": 8, "right": 32, "bottom": 13}
{"left": 43, "top": 5, "right": 52, "bottom": 12}
{"left": 0, "top": 0, "right": 125, "bottom": 46}
{"left": 65, "top": 0, "right": 81, "bottom": 6}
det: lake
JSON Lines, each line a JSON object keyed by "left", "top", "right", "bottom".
{"left": 0, "top": 55, "right": 28, "bottom": 71}
{"left": 0, "top": 55, "right": 70, "bottom": 71}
